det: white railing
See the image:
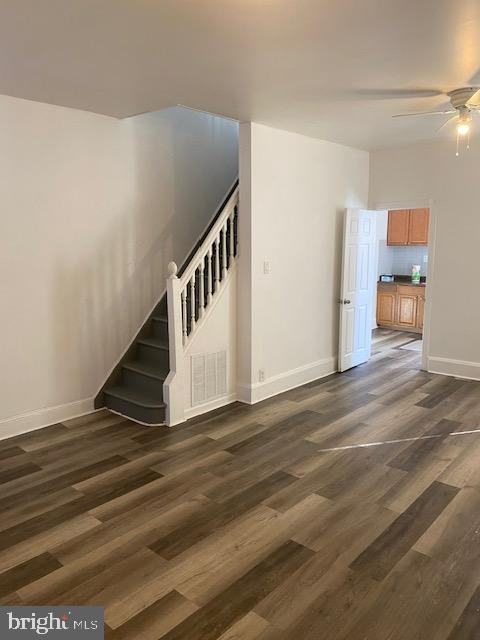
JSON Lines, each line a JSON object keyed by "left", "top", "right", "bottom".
{"left": 163, "top": 186, "right": 238, "bottom": 425}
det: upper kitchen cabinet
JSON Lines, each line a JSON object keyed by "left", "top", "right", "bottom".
{"left": 387, "top": 208, "right": 429, "bottom": 246}
{"left": 387, "top": 209, "right": 410, "bottom": 245}
{"left": 408, "top": 208, "right": 429, "bottom": 245}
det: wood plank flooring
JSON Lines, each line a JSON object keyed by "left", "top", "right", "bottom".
{"left": 1, "top": 329, "right": 480, "bottom": 639}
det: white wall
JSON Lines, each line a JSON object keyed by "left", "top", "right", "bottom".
{"left": 0, "top": 95, "right": 238, "bottom": 435}
{"left": 376, "top": 211, "right": 391, "bottom": 278}
{"left": 238, "top": 123, "right": 369, "bottom": 402}
{"left": 370, "top": 139, "right": 480, "bottom": 380}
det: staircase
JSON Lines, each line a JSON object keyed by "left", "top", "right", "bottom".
{"left": 95, "top": 180, "right": 238, "bottom": 425}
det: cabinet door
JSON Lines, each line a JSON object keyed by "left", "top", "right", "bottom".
{"left": 377, "top": 292, "right": 396, "bottom": 325}
{"left": 417, "top": 296, "right": 425, "bottom": 330}
{"left": 396, "top": 293, "right": 417, "bottom": 328}
{"left": 408, "top": 208, "right": 429, "bottom": 245}
{"left": 387, "top": 210, "right": 409, "bottom": 245}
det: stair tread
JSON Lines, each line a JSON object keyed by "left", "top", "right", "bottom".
{"left": 152, "top": 316, "right": 168, "bottom": 323}
{"left": 137, "top": 337, "right": 169, "bottom": 350}
{"left": 104, "top": 385, "right": 166, "bottom": 408}
{"left": 123, "top": 360, "right": 167, "bottom": 379}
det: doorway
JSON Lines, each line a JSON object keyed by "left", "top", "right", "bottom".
{"left": 373, "top": 208, "right": 429, "bottom": 367}
{"left": 339, "top": 207, "right": 431, "bottom": 373}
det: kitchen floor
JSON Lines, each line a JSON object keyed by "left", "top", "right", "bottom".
{"left": 1, "top": 339, "right": 480, "bottom": 639}
{"left": 372, "top": 327, "right": 422, "bottom": 362}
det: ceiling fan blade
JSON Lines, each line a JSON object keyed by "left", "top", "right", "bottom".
{"left": 468, "top": 68, "right": 480, "bottom": 86}
{"left": 357, "top": 88, "right": 445, "bottom": 100}
{"left": 466, "top": 89, "right": 480, "bottom": 106}
{"left": 392, "top": 110, "right": 456, "bottom": 118}
{"left": 435, "top": 115, "right": 458, "bottom": 136}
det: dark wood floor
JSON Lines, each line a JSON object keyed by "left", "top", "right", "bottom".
{"left": 1, "top": 328, "right": 480, "bottom": 639}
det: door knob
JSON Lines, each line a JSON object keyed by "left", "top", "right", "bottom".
{"left": 338, "top": 299, "right": 351, "bottom": 305}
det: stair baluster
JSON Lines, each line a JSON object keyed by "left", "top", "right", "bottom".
{"left": 222, "top": 223, "right": 227, "bottom": 279}
{"left": 229, "top": 211, "right": 235, "bottom": 263}
{"left": 199, "top": 259, "right": 205, "bottom": 319}
{"left": 190, "top": 272, "right": 196, "bottom": 333}
{"left": 181, "top": 288, "right": 187, "bottom": 344}
{"left": 214, "top": 236, "right": 220, "bottom": 292}
{"left": 207, "top": 247, "right": 213, "bottom": 305}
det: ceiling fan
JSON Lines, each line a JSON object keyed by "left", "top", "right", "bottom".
{"left": 392, "top": 87, "right": 480, "bottom": 154}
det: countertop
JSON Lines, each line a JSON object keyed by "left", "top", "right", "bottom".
{"left": 378, "top": 279, "right": 426, "bottom": 288}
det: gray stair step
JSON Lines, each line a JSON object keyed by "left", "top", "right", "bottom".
{"left": 136, "top": 337, "right": 169, "bottom": 369}
{"left": 154, "top": 298, "right": 167, "bottom": 316}
{"left": 137, "top": 337, "right": 169, "bottom": 351}
{"left": 121, "top": 359, "right": 167, "bottom": 396}
{"left": 104, "top": 385, "right": 165, "bottom": 408}
{"left": 105, "top": 384, "right": 166, "bottom": 425}
{"left": 151, "top": 316, "right": 169, "bottom": 341}
{"left": 122, "top": 360, "right": 167, "bottom": 380}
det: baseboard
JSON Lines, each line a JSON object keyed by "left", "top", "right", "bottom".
{"left": 183, "top": 392, "right": 237, "bottom": 422}
{"left": 237, "top": 357, "right": 337, "bottom": 405}
{"left": 0, "top": 397, "right": 96, "bottom": 441}
{"left": 427, "top": 356, "right": 480, "bottom": 381}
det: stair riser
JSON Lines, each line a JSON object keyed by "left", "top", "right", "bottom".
{"left": 105, "top": 395, "right": 165, "bottom": 425}
{"left": 122, "top": 368, "right": 165, "bottom": 397}
{"left": 154, "top": 298, "right": 167, "bottom": 316}
{"left": 137, "top": 344, "right": 170, "bottom": 369}
{"left": 152, "top": 320, "right": 169, "bottom": 342}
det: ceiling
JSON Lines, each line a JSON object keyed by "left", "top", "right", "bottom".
{"left": 1, "top": 0, "right": 480, "bottom": 150}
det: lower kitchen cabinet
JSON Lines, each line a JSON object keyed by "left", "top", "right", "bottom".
{"left": 397, "top": 292, "right": 417, "bottom": 328}
{"left": 376, "top": 291, "right": 396, "bottom": 325}
{"left": 377, "top": 283, "right": 425, "bottom": 333}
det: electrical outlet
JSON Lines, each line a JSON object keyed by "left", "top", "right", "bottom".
{"left": 263, "top": 261, "right": 271, "bottom": 275}
{"left": 258, "top": 369, "right": 265, "bottom": 382}
{"left": 423, "top": 254, "right": 428, "bottom": 263}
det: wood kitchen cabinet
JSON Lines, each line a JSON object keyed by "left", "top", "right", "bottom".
{"left": 377, "top": 283, "right": 425, "bottom": 333}
{"left": 396, "top": 292, "right": 417, "bottom": 328}
{"left": 387, "top": 210, "right": 410, "bottom": 245}
{"left": 376, "top": 291, "right": 396, "bottom": 325}
{"left": 408, "top": 208, "right": 429, "bottom": 244}
{"left": 387, "top": 208, "right": 429, "bottom": 246}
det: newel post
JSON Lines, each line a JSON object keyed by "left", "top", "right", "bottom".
{"left": 163, "top": 261, "right": 186, "bottom": 426}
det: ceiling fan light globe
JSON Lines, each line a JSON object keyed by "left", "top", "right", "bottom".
{"left": 457, "top": 122, "right": 471, "bottom": 136}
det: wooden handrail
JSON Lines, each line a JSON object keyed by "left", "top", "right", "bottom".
{"left": 179, "top": 189, "right": 238, "bottom": 289}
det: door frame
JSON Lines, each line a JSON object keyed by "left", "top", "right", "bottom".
{"left": 370, "top": 198, "right": 436, "bottom": 372}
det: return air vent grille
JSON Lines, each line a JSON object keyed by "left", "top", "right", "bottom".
{"left": 191, "top": 351, "right": 227, "bottom": 406}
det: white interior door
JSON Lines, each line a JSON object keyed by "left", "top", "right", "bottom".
{"left": 338, "top": 209, "right": 377, "bottom": 372}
